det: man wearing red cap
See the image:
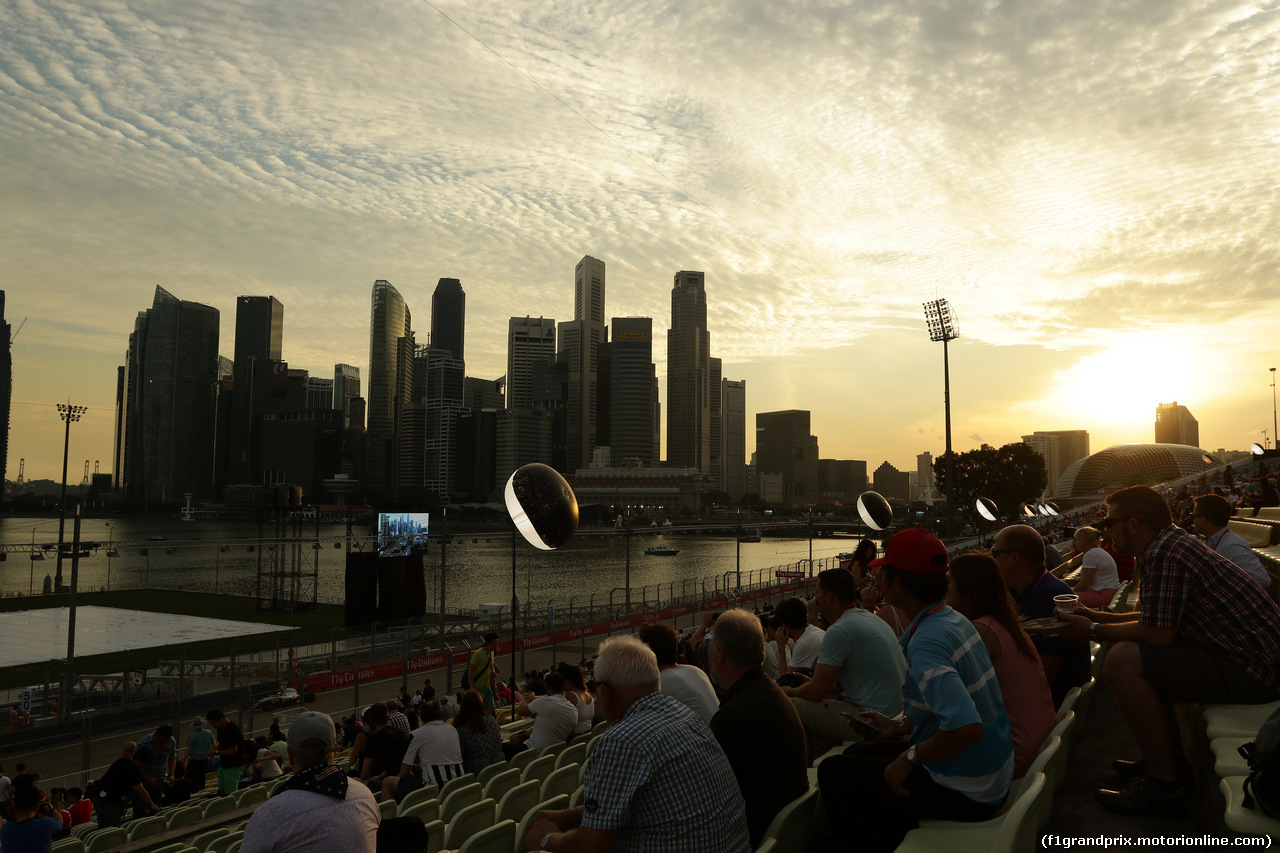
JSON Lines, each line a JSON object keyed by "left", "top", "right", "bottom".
{"left": 816, "top": 528, "right": 1013, "bottom": 853}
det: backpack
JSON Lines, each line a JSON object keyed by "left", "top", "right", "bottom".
{"left": 1238, "top": 705, "right": 1280, "bottom": 818}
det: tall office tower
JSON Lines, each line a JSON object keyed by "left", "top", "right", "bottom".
{"left": 606, "top": 317, "right": 659, "bottom": 465}
{"left": 916, "top": 451, "right": 934, "bottom": 500}
{"left": 755, "top": 409, "right": 819, "bottom": 501}
{"left": 873, "top": 461, "right": 911, "bottom": 501}
{"left": 667, "top": 271, "right": 712, "bottom": 473}
{"left": 1155, "top": 403, "right": 1199, "bottom": 447}
{"left": 333, "top": 364, "right": 361, "bottom": 427}
{"left": 368, "top": 280, "right": 411, "bottom": 498}
{"left": 563, "top": 255, "right": 606, "bottom": 472}
{"left": 464, "top": 376, "right": 505, "bottom": 411}
{"left": 393, "top": 333, "right": 418, "bottom": 494}
{"left": 531, "top": 358, "right": 570, "bottom": 473}
{"left": 709, "top": 357, "right": 722, "bottom": 488}
{"left": 305, "top": 377, "right": 334, "bottom": 410}
{"left": 0, "top": 291, "right": 10, "bottom": 494}
{"left": 116, "top": 286, "right": 219, "bottom": 504}
{"left": 722, "top": 378, "right": 747, "bottom": 500}
{"left": 507, "top": 317, "right": 557, "bottom": 409}
{"left": 227, "top": 296, "right": 284, "bottom": 485}
{"left": 420, "top": 346, "right": 465, "bottom": 500}
{"left": 430, "top": 278, "right": 465, "bottom": 360}
{"left": 1022, "top": 429, "right": 1089, "bottom": 495}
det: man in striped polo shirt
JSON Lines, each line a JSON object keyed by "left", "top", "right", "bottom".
{"left": 816, "top": 528, "right": 1013, "bottom": 853}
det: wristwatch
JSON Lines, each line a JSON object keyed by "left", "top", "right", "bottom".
{"left": 905, "top": 745, "right": 918, "bottom": 765}
{"left": 539, "top": 833, "right": 554, "bottom": 850}
{"left": 1089, "top": 622, "right": 1099, "bottom": 642}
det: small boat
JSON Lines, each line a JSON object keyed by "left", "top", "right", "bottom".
{"left": 738, "top": 534, "right": 761, "bottom": 543}
{"left": 644, "top": 545, "right": 679, "bottom": 556}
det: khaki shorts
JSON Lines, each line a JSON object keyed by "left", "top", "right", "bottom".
{"left": 792, "top": 697, "right": 862, "bottom": 742}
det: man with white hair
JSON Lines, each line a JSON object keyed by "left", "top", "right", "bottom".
{"left": 523, "top": 635, "right": 750, "bottom": 853}
{"left": 240, "top": 712, "right": 379, "bottom": 853}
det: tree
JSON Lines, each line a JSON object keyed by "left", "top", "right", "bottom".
{"left": 934, "top": 442, "right": 1048, "bottom": 523}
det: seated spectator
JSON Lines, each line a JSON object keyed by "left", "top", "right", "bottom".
{"left": 774, "top": 597, "right": 824, "bottom": 678}
{"left": 1070, "top": 527, "right": 1120, "bottom": 608}
{"left": 759, "top": 613, "right": 782, "bottom": 680}
{"left": 992, "top": 524, "right": 1091, "bottom": 706}
{"left": 65, "top": 786, "right": 92, "bottom": 827}
{"left": 1, "top": 784, "right": 64, "bottom": 851}
{"left": 383, "top": 700, "right": 463, "bottom": 802}
{"left": 451, "top": 689, "right": 503, "bottom": 775}
{"left": 817, "top": 529, "right": 1013, "bottom": 853}
{"left": 1193, "top": 493, "right": 1272, "bottom": 590}
{"left": 358, "top": 703, "right": 409, "bottom": 790}
{"left": 708, "top": 609, "right": 808, "bottom": 849}
{"left": 782, "top": 569, "right": 906, "bottom": 748}
{"left": 1058, "top": 486, "right": 1280, "bottom": 816}
{"left": 502, "top": 672, "right": 578, "bottom": 759}
{"left": 947, "top": 552, "right": 1057, "bottom": 777}
{"left": 386, "top": 701, "right": 411, "bottom": 735}
{"left": 639, "top": 622, "right": 720, "bottom": 723}
{"left": 557, "top": 663, "right": 595, "bottom": 736}
{"left": 255, "top": 744, "right": 284, "bottom": 782}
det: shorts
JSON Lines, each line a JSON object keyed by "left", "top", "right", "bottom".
{"left": 1140, "top": 639, "right": 1280, "bottom": 704}
{"left": 476, "top": 684, "right": 495, "bottom": 710}
{"left": 791, "top": 697, "right": 863, "bottom": 742}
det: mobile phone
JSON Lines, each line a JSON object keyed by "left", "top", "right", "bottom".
{"left": 838, "top": 707, "right": 879, "bottom": 737}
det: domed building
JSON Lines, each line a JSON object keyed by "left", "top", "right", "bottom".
{"left": 1052, "top": 443, "right": 1216, "bottom": 503}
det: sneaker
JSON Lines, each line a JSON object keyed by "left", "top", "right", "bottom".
{"left": 1095, "top": 775, "right": 1188, "bottom": 817}
{"left": 1111, "top": 757, "right": 1193, "bottom": 787}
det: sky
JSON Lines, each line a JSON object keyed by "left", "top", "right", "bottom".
{"left": 3, "top": 0, "right": 1280, "bottom": 485}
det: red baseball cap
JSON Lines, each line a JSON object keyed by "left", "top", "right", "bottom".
{"left": 867, "top": 528, "right": 949, "bottom": 574}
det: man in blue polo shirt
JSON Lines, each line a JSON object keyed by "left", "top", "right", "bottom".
{"left": 816, "top": 528, "right": 1013, "bottom": 853}
{"left": 992, "top": 524, "right": 1090, "bottom": 706}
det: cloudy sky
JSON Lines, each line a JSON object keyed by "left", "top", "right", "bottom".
{"left": 4, "top": 0, "right": 1279, "bottom": 484}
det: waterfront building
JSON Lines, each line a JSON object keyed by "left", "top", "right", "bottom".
{"left": 226, "top": 295, "right": 284, "bottom": 487}
{"left": 755, "top": 409, "right": 818, "bottom": 502}
{"left": 420, "top": 346, "right": 465, "bottom": 500}
{"left": 721, "top": 378, "right": 746, "bottom": 500}
{"left": 333, "top": 364, "right": 361, "bottom": 428}
{"left": 569, "top": 464, "right": 709, "bottom": 515}
{"left": 709, "top": 356, "right": 722, "bottom": 489}
{"left": 603, "top": 317, "right": 659, "bottom": 466}
{"left": 368, "top": 280, "right": 412, "bottom": 499}
{"left": 260, "top": 409, "right": 344, "bottom": 503}
{"left": 1022, "top": 430, "right": 1090, "bottom": 496}
{"left": 456, "top": 408, "right": 499, "bottom": 500}
{"left": 562, "top": 256, "right": 607, "bottom": 472}
{"left": 873, "top": 460, "right": 911, "bottom": 501}
{"left": 116, "top": 286, "right": 220, "bottom": 504}
{"left": 1155, "top": 402, "right": 1199, "bottom": 447}
{"left": 496, "top": 407, "right": 555, "bottom": 490}
{"left": 1054, "top": 443, "right": 1214, "bottom": 503}
{"left": 817, "top": 459, "right": 867, "bottom": 503}
{"left": 430, "top": 278, "right": 465, "bottom": 361}
{"left": 667, "top": 271, "right": 713, "bottom": 474}
{"left": 507, "top": 317, "right": 557, "bottom": 409}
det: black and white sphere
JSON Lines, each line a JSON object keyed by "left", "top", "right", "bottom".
{"left": 857, "top": 491, "right": 894, "bottom": 531}
{"left": 504, "top": 463, "right": 580, "bottom": 551}
{"left": 1021, "top": 504, "right": 1036, "bottom": 518}
{"left": 976, "top": 497, "right": 998, "bottom": 523}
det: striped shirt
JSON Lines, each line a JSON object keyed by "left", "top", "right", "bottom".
{"left": 1139, "top": 525, "right": 1280, "bottom": 690}
{"left": 581, "top": 691, "right": 750, "bottom": 853}
{"left": 900, "top": 603, "right": 1013, "bottom": 805}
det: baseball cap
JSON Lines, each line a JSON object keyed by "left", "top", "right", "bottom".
{"left": 287, "top": 712, "right": 338, "bottom": 754}
{"left": 867, "top": 528, "right": 949, "bottom": 574}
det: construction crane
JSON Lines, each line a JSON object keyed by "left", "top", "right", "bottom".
{"left": 81, "top": 460, "right": 90, "bottom": 486}
{"left": 16, "top": 458, "right": 23, "bottom": 485}
{"left": 94, "top": 460, "right": 100, "bottom": 475}
{"left": 9, "top": 318, "right": 25, "bottom": 343}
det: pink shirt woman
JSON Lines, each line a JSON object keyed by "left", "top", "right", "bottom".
{"left": 973, "top": 615, "right": 1058, "bottom": 777}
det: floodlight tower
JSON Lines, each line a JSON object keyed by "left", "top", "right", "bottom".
{"left": 923, "top": 300, "right": 958, "bottom": 539}
{"left": 55, "top": 403, "right": 88, "bottom": 592}
{"left": 1271, "top": 367, "right": 1276, "bottom": 450}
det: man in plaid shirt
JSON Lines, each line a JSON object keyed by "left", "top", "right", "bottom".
{"left": 522, "top": 635, "right": 750, "bottom": 853}
{"left": 1059, "top": 485, "right": 1280, "bottom": 817}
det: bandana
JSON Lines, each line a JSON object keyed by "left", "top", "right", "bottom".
{"left": 281, "top": 762, "right": 348, "bottom": 800}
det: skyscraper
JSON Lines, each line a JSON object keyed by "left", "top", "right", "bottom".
{"left": 563, "top": 256, "right": 606, "bottom": 472}
{"left": 606, "top": 317, "right": 659, "bottom": 465}
{"left": 1022, "top": 429, "right": 1090, "bottom": 495}
{"left": 0, "top": 291, "right": 10, "bottom": 494}
{"left": 430, "top": 278, "right": 465, "bottom": 360}
{"left": 667, "top": 271, "right": 712, "bottom": 472}
{"left": 368, "top": 280, "right": 411, "bottom": 497}
{"left": 506, "top": 317, "right": 557, "bottom": 409}
{"left": 1155, "top": 403, "right": 1199, "bottom": 446}
{"left": 755, "top": 409, "right": 818, "bottom": 502}
{"left": 117, "top": 286, "right": 220, "bottom": 504}
{"left": 420, "top": 345, "right": 465, "bottom": 500}
{"left": 333, "top": 364, "right": 361, "bottom": 428}
{"left": 721, "top": 378, "right": 746, "bottom": 500}
{"left": 224, "top": 295, "right": 284, "bottom": 486}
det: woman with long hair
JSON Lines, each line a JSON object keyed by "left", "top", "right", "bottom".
{"left": 947, "top": 552, "right": 1058, "bottom": 777}
{"left": 557, "top": 663, "right": 595, "bottom": 736}
{"left": 848, "top": 539, "right": 878, "bottom": 582}
{"left": 451, "top": 689, "right": 504, "bottom": 775}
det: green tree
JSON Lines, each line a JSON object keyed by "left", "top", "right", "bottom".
{"left": 934, "top": 443, "right": 1048, "bottom": 523}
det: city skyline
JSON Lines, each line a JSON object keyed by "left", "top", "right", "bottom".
{"left": 4, "top": 0, "right": 1279, "bottom": 482}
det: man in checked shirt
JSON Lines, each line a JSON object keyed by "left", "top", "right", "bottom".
{"left": 522, "top": 635, "right": 750, "bottom": 853}
{"left": 1058, "top": 485, "right": 1280, "bottom": 817}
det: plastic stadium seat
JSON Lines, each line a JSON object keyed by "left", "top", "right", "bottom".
{"left": 921, "top": 737, "right": 1062, "bottom": 830}
{"left": 1056, "top": 687, "right": 1082, "bottom": 722}
{"left": 166, "top": 804, "right": 204, "bottom": 830}
{"left": 757, "top": 786, "right": 818, "bottom": 853}
{"left": 521, "top": 754, "right": 557, "bottom": 786}
{"left": 496, "top": 780, "right": 542, "bottom": 826}
{"left": 380, "top": 797, "right": 401, "bottom": 819}
{"left": 476, "top": 762, "right": 509, "bottom": 789}
{"left": 457, "top": 818, "right": 516, "bottom": 853}
{"left": 482, "top": 768, "right": 523, "bottom": 804}
{"left": 202, "top": 795, "right": 238, "bottom": 819}
{"left": 1209, "top": 737, "right": 1252, "bottom": 778}
{"left": 440, "top": 782, "right": 483, "bottom": 824}
{"left": 51, "top": 838, "right": 86, "bottom": 853}
{"left": 539, "top": 741, "right": 568, "bottom": 756}
{"left": 84, "top": 829, "right": 129, "bottom": 853}
{"left": 1219, "top": 776, "right": 1280, "bottom": 837}
{"left": 555, "top": 742, "right": 587, "bottom": 770}
{"left": 398, "top": 784, "right": 440, "bottom": 815}
{"left": 894, "top": 772, "right": 1049, "bottom": 853}
{"left": 126, "top": 814, "right": 168, "bottom": 841}
{"left": 442, "top": 798, "right": 496, "bottom": 850}
{"left": 1203, "top": 701, "right": 1280, "bottom": 739}
{"left": 1046, "top": 711, "right": 1077, "bottom": 754}
{"left": 147, "top": 845, "right": 187, "bottom": 853}
{"left": 440, "top": 772, "right": 477, "bottom": 800}
{"left": 513, "top": 796, "right": 568, "bottom": 853}
{"left": 236, "top": 784, "right": 270, "bottom": 808}
{"left": 190, "top": 827, "right": 230, "bottom": 851}
{"left": 71, "top": 822, "right": 100, "bottom": 838}
{"left": 569, "top": 785, "right": 585, "bottom": 808}
{"left": 402, "top": 797, "right": 442, "bottom": 825}
{"left": 508, "top": 749, "right": 538, "bottom": 775}
{"left": 540, "top": 764, "right": 580, "bottom": 801}
{"left": 207, "top": 830, "right": 244, "bottom": 853}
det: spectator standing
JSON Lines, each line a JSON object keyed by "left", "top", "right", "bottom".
{"left": 184, "top": 716, "right": 215, "bottom": 794}
{"left": 134, "top": 724, "right": 176, "bottom": 815}
{"left": 468, "top": 634, "right": 499, "bottom": 711}
{"left": 207, "top": 709, "right": 246, "bottom": 796}
{"left": 0, "top": 764, "right": 10, "bottom": 820}
{"left": 92, "top": 747, "right": 158, "bottom": 827}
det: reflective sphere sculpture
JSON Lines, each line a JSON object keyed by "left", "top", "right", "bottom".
{"left": 1021, "top": 504, "right": 1036, "bottom": 518}
{"left": 976, "top": 498, "right": 998, "bottom": 523}
{"left": 857, "top": 491, "right": 894, "bottom": 531}
{"left": 504, "top": 463, "right": 580, "bottom": 550}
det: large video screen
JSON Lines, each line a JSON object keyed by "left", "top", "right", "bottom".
{"left": 376, "top": 512, "right": 430, "bottom": 557}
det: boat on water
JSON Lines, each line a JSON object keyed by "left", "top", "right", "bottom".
{"left": 644, "top": 544, "right": 679, "bottom": 556}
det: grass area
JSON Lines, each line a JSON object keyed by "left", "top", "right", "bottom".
{"left": 0, "top": 589, "right": 347, "bottom": 692}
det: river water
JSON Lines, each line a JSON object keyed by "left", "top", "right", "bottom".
{"left": 1, "top": 515, "right": 862, "bottom": 612}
